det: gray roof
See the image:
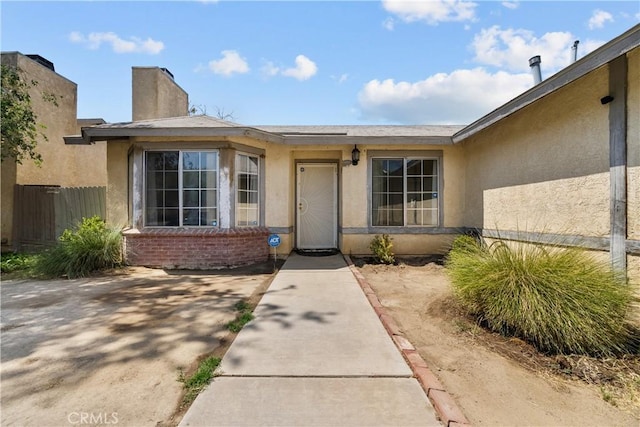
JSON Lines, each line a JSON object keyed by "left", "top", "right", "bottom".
{"left": 81, "top": 115, "right": 463, "bottom": 145}
{"left": 253, "top": 125, "right": 464, "bottom": 137}
{"left": 92, "top": 114, "right": 241, "bottom": 129}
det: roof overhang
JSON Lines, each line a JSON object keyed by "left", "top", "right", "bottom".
{"left": 277, "top": 135, "right": 455, "bottom": 145}
{"left": 452, "top": 24, "right": 640, "bottom": 144}
{"left": 81, "top": 125, "right": 285, "bottom": 144}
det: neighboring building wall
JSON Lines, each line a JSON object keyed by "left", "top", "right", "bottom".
{"left": 462, "top": 65, "right": 611, "bottom": 238}
{"left": 132, "top": 67, "right": 188, "bottom": 121}
{"left": 1, "top": 52, "right": 107, "bottom": 248}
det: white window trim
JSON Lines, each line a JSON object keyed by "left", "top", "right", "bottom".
{"left": 369, "top": 151, "right": 443, "bottom": 228}
{"left": 143, "top": 149, "right": 220, "bottom": 228}
{"left": 235, "top": 152, "right": 261, "bottom": 227}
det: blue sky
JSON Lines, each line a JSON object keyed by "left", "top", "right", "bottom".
{"left": 2, "top": 1, "right": 638, "bottom": 125}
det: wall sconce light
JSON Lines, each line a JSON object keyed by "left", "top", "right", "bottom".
{"left": 351, "top": 145, "right": 360, "bottom": 166}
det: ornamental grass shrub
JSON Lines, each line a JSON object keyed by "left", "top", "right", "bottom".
{"left": 33, "top": 216, "right": 122, "bottom": 279}
{"left": 446, "top": 235, "right": 636, "bottom": 356}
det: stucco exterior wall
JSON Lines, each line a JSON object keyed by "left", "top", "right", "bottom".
{"left": 341, "top": 144, "right": 465, "bottom": 256}
{"left": 1, "top": 161, "right": 17, "bottom": 247}
{"left": 132, "top": 67, "right": 188, "bottom": 121}
{"left": 106, "top": 141, "right": 132, "bottom": 227}
{"left": 462, "top": 66, "right": 611, "bottom": 238}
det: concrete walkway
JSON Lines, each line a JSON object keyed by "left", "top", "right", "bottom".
{"left": 179, "top": 253, "right": 441, "bottom": 426}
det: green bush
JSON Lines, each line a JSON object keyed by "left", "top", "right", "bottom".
{"left": 1, "top": 252, "right": 36, "bottom": 273}
{"left": 33, "top": 216, "right": 122, "bottom": 278}
{"left": 370, "top": 234, "right": 395, "bottom": 265}
{"left": 446, "top": 236, "right": 635, "bottom": 356}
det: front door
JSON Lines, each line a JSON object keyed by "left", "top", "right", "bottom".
{"left": 296, "top": 163, "right": 338, "bottom": 250}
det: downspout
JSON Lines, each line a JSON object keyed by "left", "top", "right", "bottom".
{"left": 529, "top": 55, "right": 542, "bottom": 85}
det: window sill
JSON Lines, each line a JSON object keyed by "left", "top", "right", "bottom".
{"left": 123, "top": 226, "right": 269, "bottom": 236}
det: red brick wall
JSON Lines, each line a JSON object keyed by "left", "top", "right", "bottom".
{"left": 123, "top": 227, "right": 270, "bottom": 269}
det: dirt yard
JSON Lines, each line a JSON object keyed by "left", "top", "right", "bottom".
{"left": 0, "top": 263, "right": 278, "bottom": 427}
{"left": 354, "top": 256, "right": 640, "bottom": 426}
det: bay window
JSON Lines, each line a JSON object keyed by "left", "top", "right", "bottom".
{"left": 145, "top": 150, "right": 218, "bottom": 227}
{"left": 236, "top": 153, "right": 260, "bottom": 227}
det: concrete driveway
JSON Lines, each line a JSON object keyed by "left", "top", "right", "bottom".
{"left": 1, "top": 265, "right": 276, "bottom": 427}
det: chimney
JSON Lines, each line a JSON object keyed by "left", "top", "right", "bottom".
{"left": 132, "top": 67, "right": 189, "bottom": 121}
{"left": 26, "top": 54, "right": 55, "bottom": 72}
{"left": 571, "top": 40, "right": 579, "bottom": 63}
{"left": 529, "top": 55, "right": 542, "bottom": 85}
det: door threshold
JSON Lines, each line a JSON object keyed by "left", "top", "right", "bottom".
{"left": 295, "top": 248, "right": 340, "bottom": 257}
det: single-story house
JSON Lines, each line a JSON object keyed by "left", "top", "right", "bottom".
{"left": 78, "top": 24, "right": 639, "bottom": 281}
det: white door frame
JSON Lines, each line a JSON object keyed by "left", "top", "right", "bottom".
{"left": 296, "top": 162, "right": 338, "bottom": 250}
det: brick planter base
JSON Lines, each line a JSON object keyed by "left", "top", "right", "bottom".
{"left": 123, "top": 227, "right": 270, "bottom": 269}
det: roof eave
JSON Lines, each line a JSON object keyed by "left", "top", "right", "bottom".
{"left": 280, "top": 135, "right": 454, "bottom": 145}
{"left": 452, "top": 23, "right": 640, "bottom": 144}
{"left": 82, "top": 126, "right": 285, "bottom": 144}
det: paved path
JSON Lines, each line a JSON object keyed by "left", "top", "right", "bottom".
{"left": 180, "top": 253, "right": 441, "bottom": 426}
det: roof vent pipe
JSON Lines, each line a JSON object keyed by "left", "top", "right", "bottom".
{"left": 529, "top": 55, "right": 542, "bottom": 85}
{"left": 571, "top": 40, "right": 579, "bottom": 63}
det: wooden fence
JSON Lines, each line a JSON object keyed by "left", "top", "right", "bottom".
{"left": 13, "top": 185, "right": 106, "bottom": 250}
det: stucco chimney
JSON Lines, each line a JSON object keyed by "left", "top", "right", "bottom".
{"left": 132, "top": 67, "right": 189, "bottom": 121}
{"left": 529, "top": 55, "right": 542, "bottom": 85}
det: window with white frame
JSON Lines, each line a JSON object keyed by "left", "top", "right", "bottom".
{"left": 236, "top": 153, "right": 260, "bottom": 227}
{"left": 371, "top": 158, "right": 439, "bottom": 227}
{"left": 145, "top": 150, "right": 218, "bottom": 226}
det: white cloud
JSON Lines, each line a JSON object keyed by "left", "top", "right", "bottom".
{"left": 68, "top": 31, "right": 164, "bottom": 55}
{"left": 357, "top": 68, "right": 531, "bottom": 124}
{"left": 332, "top": 73, "right": 349, "bottom": 84}
{"left": 588, "top": 9, "right": 614, "bottom": 30}
{"left": 383, "top": 17, "right": 395, "bottom": 31}
{"left": 208, "top": 50, "right": 249, "bottom": 76}
{"left": 501, "top": 1, "right": 519, "bottom": 10}
{"left": 281, "top": 55, "right": 318, "bottom": 81}
{"left": 261, "top": 61, "right": 280, "bottom": 77}
{"left": 471, "top": 26, "right": 579, "bottom": 72}
{"left": 382, "top": 0, "right": 477, "bottom": 25}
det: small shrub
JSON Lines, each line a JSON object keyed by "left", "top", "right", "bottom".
{"left": 446, "top": 235, "right": 634, "bottom": 356}
{"left": 32, "top": 216, "right": 122, "bottom": 278}
{"left": 370, "top": 234, "right": 395, "bottom": 265}
{"left": 1, "top": 252, "right": 36, "bottom": 273}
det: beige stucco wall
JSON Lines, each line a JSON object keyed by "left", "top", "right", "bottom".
{"left": 1, "top": 161, "right": 17, "bottom": 247}
{"left": 132, "top": 67, "right": 188, "bottom": 121}
{"left": 106, "top": 138, "right": 465, "bottom": 257}
{"left": 106, "top": 141, "right": 132, "bottom": 227}
{"left": 342, "top": 234, "right": 457, "bottom": 256}
{"left": 462, "top": 65, "right": 611, "bottom": 238}
{"left": 1, "top": 53, "right": 107, "bottom": 247}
